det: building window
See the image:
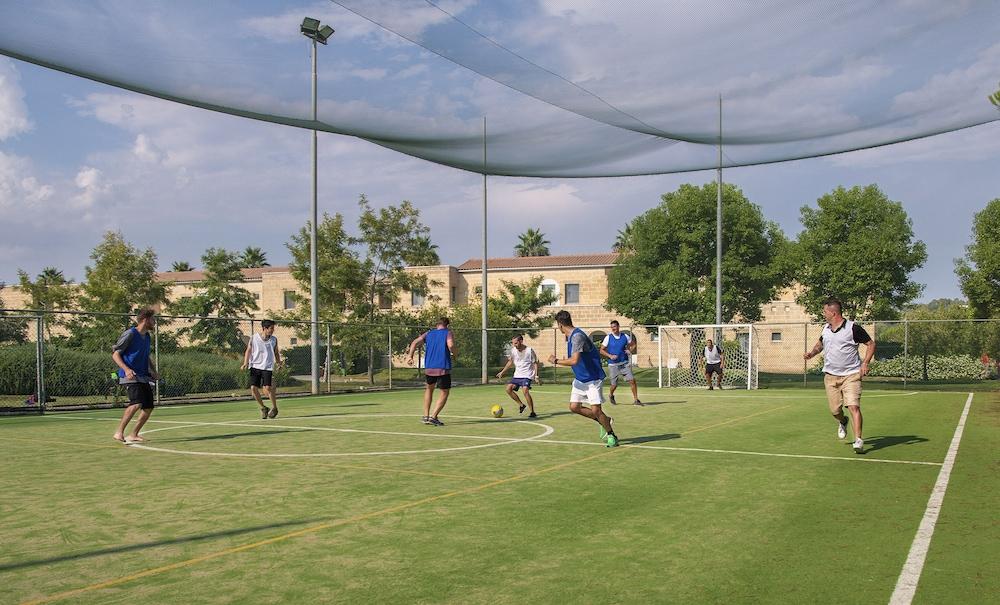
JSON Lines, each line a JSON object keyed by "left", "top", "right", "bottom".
{"left": 283, "top": 291, "right": 296, "bottom": 310}
{"left": 539, "top": 278, "right": 559, "bottom": 304}
{"left": 650, "top": 331, "right": 659, "bottom": 342}
{"left": 771, "top": 332, "right": 782, "bottom": 342}
{"left": 378, "top": 293, "right": 392, "bottom": 309}
{"left": 411, "top": 291, "right": 426, "bottom": 307}
{"left": 290, "top": 337, "right": 298, "bottom": 346}
{"left": 451, "top": 286, "right": 457, "bottom": 303}
{"left": 565, "top": 283, "right": 580, "bottom": 304}
{"left": 253, "top": 292, "right": 260, "bottom": 300}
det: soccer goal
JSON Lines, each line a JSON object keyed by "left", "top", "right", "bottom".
{"left": 656, "top": 324, "right": 759, "bottom": 389}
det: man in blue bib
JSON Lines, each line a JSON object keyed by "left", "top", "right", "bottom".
{"left": 112, "top": 308, "right": 159, "bottom": 444}
{"left": 548, "top": 310, "right": 619, "bottom": 447}
{"left": 600, "top": 319, "right": 642, "bottom": 406}
{"left": 407, "top": 317, "right": 456, "bottom": 426}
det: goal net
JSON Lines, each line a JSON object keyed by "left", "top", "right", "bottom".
{"left": 656, "top": 324, "right": 759, "bottom": 389}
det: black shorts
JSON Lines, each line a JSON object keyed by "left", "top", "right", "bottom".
{"left": 126, "top": 382, "right": 155, "bottom": 410}
{"left": 249, "top": 368, "right": 273, "bottom": 388}
{"left": 706, "top": 363, "right": 723, "bottom": 376}
{"left": 425, "top": 373, "right": 452, "bottom": 390}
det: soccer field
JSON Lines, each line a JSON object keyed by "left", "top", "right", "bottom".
{"left": 1, "top": 386, "right": 997, "bottom": 604}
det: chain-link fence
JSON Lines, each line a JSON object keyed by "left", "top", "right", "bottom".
{"left": 2, "top": 311, "right": 998, "bottom": 411}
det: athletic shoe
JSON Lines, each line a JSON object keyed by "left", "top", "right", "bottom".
{"left": 599, "top": 416, "right": 615, "bottom": 440}
{"left": 609, "top": 394, "right": 617, "bottom": 405}
{"left": 429, "top": 417, "right": 445, "bottom": 427}
{"left": 853, "top": 438, "right": 864, "bottom": 453}
{"left": 528, "top": 412, "right": 538, "bottom": 418}
{"left": 518, "top": 403, "right": 526, "bottom": 414}
{"left": 708, "top": 385, "right": 713, "bottom": 390}
{"left": 268, "top": 407, "right": 278, "bottom": 419}
{"left": 606, "top": 434, "right": 619, "bottom": 448}
{"left": 633, "top": 400, "right": 644, "bottom": 406}
{"left": 421, "top": 416, "right": 432, "bottom": 425}
{"left": 261, "top": 407, "right": 269, "bottom": 420}
{"left": 837, "top": 418, "right": 848, "bottom": 439}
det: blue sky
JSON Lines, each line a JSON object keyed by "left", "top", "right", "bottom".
{"left": 0, "top": 1, "right": 998, "bottom": 303}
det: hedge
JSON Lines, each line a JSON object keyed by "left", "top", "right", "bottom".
{"left": 0, "top": 344, "right": 295, "bottom": 399}
{"left": 809, "top": 353, "right": 993, "bottom": 380}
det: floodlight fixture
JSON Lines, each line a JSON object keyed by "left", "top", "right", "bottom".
{"left": 300, "top": 17, "right": 334, "bottom": 44}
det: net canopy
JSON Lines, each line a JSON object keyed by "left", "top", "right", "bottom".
{"left": 2, "top": 1, "right": 998, "bottom": 177}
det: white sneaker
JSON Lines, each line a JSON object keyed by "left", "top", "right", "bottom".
{"left": 837, "top": 420, "right": 847, "bottom": 440}
{"left": 853, "top": 438, "right": 864, "bottom": 453}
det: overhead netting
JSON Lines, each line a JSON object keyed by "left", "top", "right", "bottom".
{"left": 1, "top": 1, "right": 998, "bottom": 177}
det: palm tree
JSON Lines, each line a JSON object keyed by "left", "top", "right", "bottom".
{"left": 514, "top": 228, "right": 551, "bottom": 257}
{"left": 403, "top": 235, "right": 441, "bottom": 266}
{"left": 613, "top": 223, "right": 635, "bottom": 252}
{"left": 171, "top": 261, "right": 194, "bottom": 272}
{"left": 240, "top": 246, "right": 270, "bottom": 268}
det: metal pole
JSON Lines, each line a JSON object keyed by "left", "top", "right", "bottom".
{"left": 657, "top": 325, "right": 663, "bottom": 388}
{"left": 325, "top": 323, "right": 332, "bottom": 393}
{"left": 309, "top": 37, "right": 320, "bottom": 395}
{"left": 716, "top": 94, "right": 723, "bottom": 325}
{"left": 746, "top": 325, "right": 753, "bottom": 390}
{"left": 481, "top": 115, "right": 489, "bottom": 385}
{"left": 903, "top": 319, "right": 908, "bottom": 387}
{"left": 154, "top": 321, "right": 160, "bottom": 404}
{"left": 387, "top": 326, "right": 392, "bottom": 390}
{"left": 36, "top": 315, "right": 45, "bottom": 411}
{"left": 803, "top": 323, "right": 808, "bottom": 385}
{"left": 666, "top": 328, "right": 672, "bottom": 387}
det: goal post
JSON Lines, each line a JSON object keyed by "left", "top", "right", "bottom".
{"left": 656, "top": 324, "right": 759, "bottom": 389}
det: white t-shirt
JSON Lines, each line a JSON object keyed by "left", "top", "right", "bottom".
{"left": 601, "top": 332, "right": 632, "bottom": 366}
{"left": 704, "top": 345, "right": 723, "bottom": 365}
{"left": 249, "top": 333, "right": 277, "bottom": 371}
{"left": 510, "top": 346, "right": 538, "bottom": 379}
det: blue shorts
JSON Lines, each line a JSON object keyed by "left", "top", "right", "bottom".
{"left": 509, "top": 377, "right": 533, "bottom": 391}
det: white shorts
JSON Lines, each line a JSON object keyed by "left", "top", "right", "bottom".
{"left": 570, "top": 379, "right": 605, "bottom": 405}
{"left": 608, "top": 363, "right": 634, "bottom": 386}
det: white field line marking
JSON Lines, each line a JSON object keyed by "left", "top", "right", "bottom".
{"left": 58, "top": 414, "right": 941, "bottom": 467}
{"left": 526, "top": 389, "right": 919, "bottom": 399}
{"left": 888, "top": 392, "right": 974, "bottom": 605}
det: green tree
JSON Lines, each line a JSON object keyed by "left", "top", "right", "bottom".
{"left": 171, "top": 261, "right": 194, "bottom": 272}
{"left": 286, "top": 212, "right": 367, "bottom": 322}
{"left": 17, "top": 267, "right": 76, "bottom": 338}
{"left": 403, "top": 235, "right": 441, "bottom": 266}
{"left": 613, "top": 223, "right": 635, "bottom": 253}
{"left": 607, "top": 183, "right": 792, "bottom": 325}
{"left": 68, "top": 232, "right": 169, "bottom": 350}
{"left": 797, "top": 185, "right": 927, "bottom": 321}
{"left": 514, "top": 228, "right": 551, "bottom": 257}
{"left": 955, "top": 198, "right": 1000, "bottom": 319}
{"left": 240, "top": 246, "right": 270, "bottom": 268}
{"left": 0, "top": 283, "right": 29, "bottom": 343}
{"left": 170, "top": 248, "right": 259, "bottom": 353}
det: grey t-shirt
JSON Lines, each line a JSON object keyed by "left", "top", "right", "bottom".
{"left": 570, "top": 331, "right": 594, "bottom": 355}
{"left": 113, "top": 329, "right": 153, "bottom": 384}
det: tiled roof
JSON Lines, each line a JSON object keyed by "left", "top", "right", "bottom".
{"left": 457, "top": 253, "right": 619, "bottom": 271}
{"left": 156, "top": 266, "right": 290, "bottom": 283}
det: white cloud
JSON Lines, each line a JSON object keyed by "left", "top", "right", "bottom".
{"left": 0, "top": 58, "right": 32, "bottom": 140}
{"left": 0, "top": 151, "right": 53, "bottom": 211}
{"left": 132, "top": 134, "right": 165, "bottom": 163}
{"left": 73, "top": 166, "right": 111, "bottom": 208}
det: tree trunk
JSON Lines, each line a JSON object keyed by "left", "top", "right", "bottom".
{"left": 367, "top": 345, "right": 375, "bottom": 385}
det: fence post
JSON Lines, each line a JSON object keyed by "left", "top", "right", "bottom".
{"left": 36, "top": 314, "right": 46, "bottom": 412}
{"left": 326, "top": 324, "right": 332, "bottom": 394}
{"left": 387, "top": 326, "right": 392, "bottom": 390}
{"left": 154, "top": 321, "right": 160, "bottom": 404}
{"left": 903, "top": 319, "right": 908, "bottom": 387}
{"left": 657, "top": 325, "right": 663, "bottom": 388}
{"left": 803, "top": 323, "right": 808, "bottom": 385}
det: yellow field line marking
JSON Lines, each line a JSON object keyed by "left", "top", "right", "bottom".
{"left": 0, "top": 435, "right": 124, "bottom": 451}
{"left": 242, "top": 455, "right": 492, "bottom": 482}
{"left": 19, "top": 448, "right": 622, "bottom": 605}
{"left": 682, "top": 405, "right": 793, "bottom": 435}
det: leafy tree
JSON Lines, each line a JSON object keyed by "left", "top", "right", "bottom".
{"left": 68, "top": 232, "right": 169, "bottom": 350}
{"left": 240, "top": 246, "right": 270, "bottom": 268}
{"left": 170, "top": 248, "right": 259, "bottom": 353}
{"left": 0, "top": 284, "right": 29, "bottom": 343}
{"left": 171, "top": 261, "right": 194, "bottom": 272}
{"left": 17, "top": 267, "right": 76, "bottom": 339}
{"left": 607, "top": 183, "right": 792, "bottom": 325}
{"left": 286, "top": 212, "right": 367, "bottom": 322}
{"left": 796, "top": 185, "right": 926, "bottom": 321}
{"left": 403, "top": 235, "right": 441, "bottom": 266}
{"left": 955, "top": 198, "right": 1000, "bottom": 319}
{"left": 514, "top": 228, "right": 551, "bottom": 257}
{"left": 613, "top": 223, "right": 635, "bottom": 253}
{"left": 878, "top": 299, "right": 978, "bottom": 380}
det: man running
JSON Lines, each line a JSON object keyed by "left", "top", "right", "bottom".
{"left": 407, "top": 317, "right": 456, "bottom": 426}
{"left": 241, "top": 319, "right": 282, "bottom": 419}
{"left": 496, "top": 334, "right": 540, "bottom": 418}
{"left": 600, "top": 320, "right": 642, "bottom": 406}
{"left": 704, "top": 338, "right": 725, "bottom": 390}
{"left": 548, "top": 310, "right": 619, "bottom": 447}
{"left": 804, "top": 297, "right": 876, "bottom": 453}
{"left": 112, "top": 308, "right": 158, "bottom": 444}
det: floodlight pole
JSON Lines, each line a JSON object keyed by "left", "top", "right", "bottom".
{"left": 309, "top": 36, "right": 320, "bottom": 395}
{"left": 481, "top": 116, "right": 489, "bottom": 385}
{"left": 715, "top": 94, "right": 723, "bottom": 326}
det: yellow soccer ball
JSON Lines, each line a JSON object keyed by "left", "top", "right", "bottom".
{"left": 490, "top": 404, "right": 504, "bottom": 418}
